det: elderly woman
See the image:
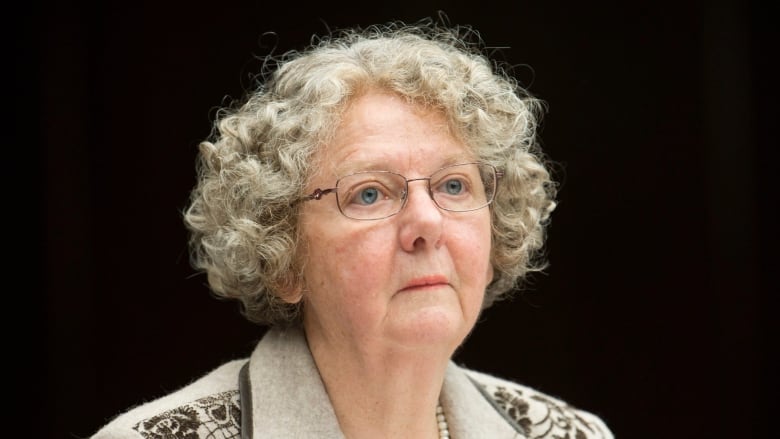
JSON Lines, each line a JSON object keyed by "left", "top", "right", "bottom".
{"left": 92, "top": 20, "right": 612, "bottom": 439}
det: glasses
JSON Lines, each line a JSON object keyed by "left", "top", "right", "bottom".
{"left": 301, "top": 162, "right": 502, "bottom": 220}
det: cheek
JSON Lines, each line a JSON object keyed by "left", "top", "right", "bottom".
{"left": 334, "top": 236, "right": 392, "bottom": 285}
{"left": 309, "top": 227, "right": 393, "bottom": 296}
{"left": 453, "top": 217, "right": 494, "bottom": 288}
{"left": 463, "top": 214, "right": 492, "bottom": 255}
{"left": 308, "top": 231, "right": 396, "bottom": 328}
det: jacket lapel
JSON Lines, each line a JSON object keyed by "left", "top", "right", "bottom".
{"left": 441, "top": 362, "right": 526, "bottom": 439}
{"left": 243, "top": 326, "right": 345, "bottom": 438}
{"left": 241, "top": 325, "right": 524, "bottom": 438}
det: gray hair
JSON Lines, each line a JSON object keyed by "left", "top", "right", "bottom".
{"left": 183, "top": 19, "right": 557, "bottom": 326}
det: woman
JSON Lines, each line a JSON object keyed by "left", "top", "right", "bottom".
{"left": 92, "top": 20, "right": 613, "bottom": 439}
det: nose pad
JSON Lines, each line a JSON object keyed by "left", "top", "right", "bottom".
{"left": 402, "top": 180, "right": 443, "bottom": 215}
{"left": 401, "top": 177, "right": 436, "bottom": 208}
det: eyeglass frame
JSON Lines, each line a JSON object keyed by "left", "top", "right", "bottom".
{"left": 299, "top": 161, "right": 504, "bottom": 221}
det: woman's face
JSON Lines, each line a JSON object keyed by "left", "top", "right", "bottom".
{"left": 298, "top": 91, "right": 493, "bottom": 354}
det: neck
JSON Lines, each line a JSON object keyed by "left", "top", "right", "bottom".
{"left": 303, "top": 324, "right": 454, "bottom": 439}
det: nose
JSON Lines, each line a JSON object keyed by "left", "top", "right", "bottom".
{"left": 398, "top": 179, "right": 444, "bottom": 251}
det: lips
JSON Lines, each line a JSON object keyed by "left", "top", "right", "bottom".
{"left": 400, "top": 274, "right": 449, "bottom": 292}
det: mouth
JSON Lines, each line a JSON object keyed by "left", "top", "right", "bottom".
{"left": 399, "top": 275, "right": 450, "bottom": 292}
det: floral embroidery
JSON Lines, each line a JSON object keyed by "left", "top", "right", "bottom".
{"left": 472, "top": 373, "right": 610, "bottom": 439}
{"left": 492, "top": 386, "right": 533, "bottom": 434}
{"left": 133, "top": 391, "right": 240, "bottom": 439}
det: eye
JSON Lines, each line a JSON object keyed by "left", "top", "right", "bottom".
{"left": 337, "top": 172, "right": 404, "bottom": 219}
{"left": 355, "top": 187, "right": 380, "bottom": 205}
{"left": 342, "top": 180, "right": 395, "bottom": 206}
{"left": 434, "top": 176, "right": 469, "bottom": 197}
{"left": 441, "top": 178, "right": 464, "bottom": 195}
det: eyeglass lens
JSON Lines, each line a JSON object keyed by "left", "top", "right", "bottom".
{"left": 335, "top": 163, "right": 497, "bottom": 220}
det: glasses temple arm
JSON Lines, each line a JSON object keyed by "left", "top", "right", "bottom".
{"left": 303, "top": 187, "right": 337, "bottom": 201}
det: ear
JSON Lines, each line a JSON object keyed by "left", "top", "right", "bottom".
{"left": 274, "top": 274, "right": 304, "bottom": 304}
{"left": 278, "top": 287, "right": 303, "bottom": 304}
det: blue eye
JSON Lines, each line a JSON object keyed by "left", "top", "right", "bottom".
{"left": 443, "top": 179, "right": 464, "bottom": 195}
{"left": 358, "top": 187, "right": 379, "bottom": 204}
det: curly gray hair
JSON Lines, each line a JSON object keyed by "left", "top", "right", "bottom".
{"left": 183, "top": 19, "right": 557, "bottom": 326}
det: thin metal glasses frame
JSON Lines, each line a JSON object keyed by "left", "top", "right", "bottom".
{"left": 300, "top": 162, "right": 503, "bottom": 221}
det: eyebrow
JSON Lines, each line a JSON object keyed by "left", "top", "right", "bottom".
{"left": 332, "top": 153, "right": 478, "bottom": 177}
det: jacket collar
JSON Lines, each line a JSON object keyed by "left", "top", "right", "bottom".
{"left": 240, "top": 325, "right": 523, "bottom": 438}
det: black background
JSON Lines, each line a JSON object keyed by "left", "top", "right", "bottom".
{"left": 13, "top": 0, "right": 776, "bottom": 437}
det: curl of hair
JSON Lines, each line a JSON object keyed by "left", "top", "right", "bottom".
{"left": 183, "top": 18, "right": 557, "bottom": 326}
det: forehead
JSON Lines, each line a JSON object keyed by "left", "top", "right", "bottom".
{"left": 315, "top": 91, "right": 474, "bottom": 177}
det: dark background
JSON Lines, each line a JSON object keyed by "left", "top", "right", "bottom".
{"left": 13, "top": 0, "right": 776, "bottom": 437}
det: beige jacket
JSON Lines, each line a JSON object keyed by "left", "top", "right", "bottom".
{"left": 92, "top": 326, "right": 613, "bottom": 438}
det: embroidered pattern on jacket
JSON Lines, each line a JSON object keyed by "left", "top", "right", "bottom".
{"left": 473, "top": 376, "right": 610, "bottom": 439}
{"left": 132, "top": 390, "right": 240, "bottom": 439}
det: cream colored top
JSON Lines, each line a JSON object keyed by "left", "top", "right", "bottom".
{"left": 92, "top": 326, "right": 613, "bottom": 439}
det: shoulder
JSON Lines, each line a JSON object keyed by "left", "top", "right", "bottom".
{"left": 91, "top": 359, "right": 247, "bottom": 439}
{"left": 464, "top": 368, "right": 614, "bottom": 439}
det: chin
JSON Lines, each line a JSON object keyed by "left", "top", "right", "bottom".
{"left": 388, "top": 306, "right": 471, "bottom": 350}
